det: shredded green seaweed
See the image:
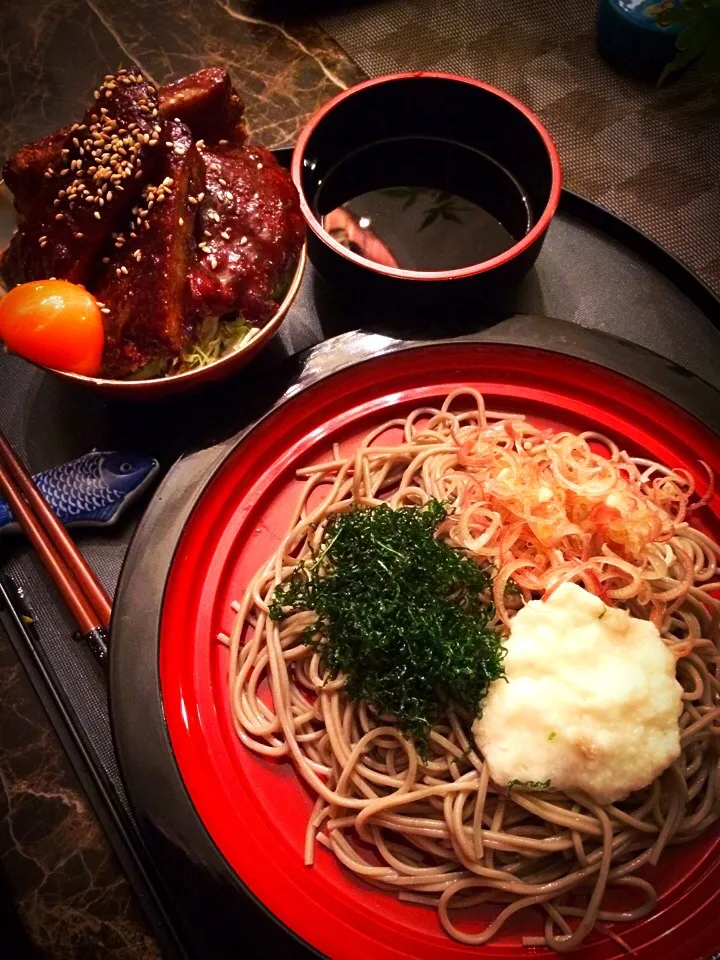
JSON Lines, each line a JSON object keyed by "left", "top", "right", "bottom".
{"left": 269, "top": 499, "right": 505, "bottom": 746}
{"left": 507, "top": 779, "right": 552, "bottom": 791}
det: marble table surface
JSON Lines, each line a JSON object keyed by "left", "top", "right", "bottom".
{"left": 0, "top": 2, "right": 362, "bottom": 957}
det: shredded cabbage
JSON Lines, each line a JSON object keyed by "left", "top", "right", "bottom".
{"left": 123, "top": 258, "right": 297, "bottom": 380}
{"left": 173, "top": 315, "right": 258, "bottom": 375}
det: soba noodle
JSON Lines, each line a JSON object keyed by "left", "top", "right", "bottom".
{"left": 224, "top": 389, "right": 720, "bottom": 951}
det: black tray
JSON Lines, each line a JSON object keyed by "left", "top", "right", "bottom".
{"left": 1, "top": 163, "right": 720, "bottom": 960}
{"left": 109, "top": 319, "right": 720, "bottom": 960}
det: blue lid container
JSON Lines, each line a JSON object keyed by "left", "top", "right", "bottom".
{"left": 596, "top": 0, "right": 684, "bottom": 77}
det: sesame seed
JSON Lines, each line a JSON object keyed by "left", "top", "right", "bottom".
{"left": 188, "top": 196, "right": 197, "bottom": 205}
{"left": 74, "top": 231, "right": 84, "bottom": 238}
{"left": 240, "top": 236, "right": 248, "bottom": 245}
{"left": 39, "top": 235, "right": 47, "bottom": 242}
{"left": 120, "top": 265, "right": 129, "bottom": 275}
{"left": 257, "top": 163, "right": 263, "bottom": 170}
{"left": 218, "top": 178, "right": 227, "bottom": 187}
{"left": 198, "top": 242, "right": 210, "bottom": 253}
{"left": 218, "top": 139, "right": 228, "bottom": 145}
{"left": 209, "top": 256, "right": 218, "bottom": 269}
{"left": 178, "top": 216, "right": 184, "bottom": 226}
{"left": 196, "top": 139, "right": 206, "bottom": 149}
{"left": 94, "top": 211, "right": 101, "bottom": 219}
{"left": 134, "top": 249, "right": 142, "bottom": 261}
{"left": 101, "top": 307, "right": 111, "bottom": 313}
{"left": 197, "top": 192, "right": 205, "bottom": 202}
{"left": 225, "top": 191, "right": 233, "bottom": 201}
{"left": 40, "top": 240, "right": 48, "bottom": 247}
{"left": 55, "top": 213, "right": 64, "bottom": 220}
{"left": 221, "top": 230, "right": 230, "bottom": 240}
{"left": 102, "top": 257, "right": 110, "bottom": 263}
{"left": 116, "top": 268, "right": 122, "bottom": 277}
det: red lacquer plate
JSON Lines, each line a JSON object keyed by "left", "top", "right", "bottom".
{"left": 158, "top": 340, "right": 720, "bottom": 960}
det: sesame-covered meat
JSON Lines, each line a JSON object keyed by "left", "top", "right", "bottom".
{"left": 94, "top": 120, "right": 204, "bottom": 378}
{"left": 158, "top": 68, "right": 246, "bottom": 145}
{"left": 189, "top": 143, "right": 304, "bottom": 324}
{"left": 0, "top": 70, "right": 162, "bottom": 289}
{"left": 2, "top": 125, "right": 72, "bottom": 216}
{"left": 3, "top": 69, "right": 246, "bottom": 218}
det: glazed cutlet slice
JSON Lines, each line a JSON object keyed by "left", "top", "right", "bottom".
{"left": 94, "top": 120, "right": 203, "bottom": 378}
{"left": 189, "top": 143, "right": 304, "bottom": 325}
{"left": 3, "top": 69, "right": 245, "bottom": 218}
{"left": 2, "top": 125, "right": 72, "bottom": 215}
{"left": 0, "top": 70, "right": 162, "bottom": 288}
{"left": 158, "top": 68, "right": 246, "bottom": 144}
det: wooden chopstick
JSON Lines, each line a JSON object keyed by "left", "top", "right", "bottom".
{"left": 0, "top": 432, "right": 111, "bottom": 670}
{"left": 0, "top": 432, "right": 112, "bottom": 627}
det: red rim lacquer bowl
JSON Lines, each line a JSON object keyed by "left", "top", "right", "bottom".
{"left": 291, "top": 72, "right": 562, "bottom": 307}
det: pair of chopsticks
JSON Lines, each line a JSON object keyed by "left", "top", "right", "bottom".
{"left": 0, "top": 430, "right": 112, "bottom": 671}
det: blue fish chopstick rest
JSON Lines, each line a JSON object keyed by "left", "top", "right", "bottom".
{"left": 0, "top": 451, "right": 159, "bottom": 533}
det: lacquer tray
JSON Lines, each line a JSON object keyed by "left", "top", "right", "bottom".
{"left": 1, "top": 160, "right": 720, "bottom": 958}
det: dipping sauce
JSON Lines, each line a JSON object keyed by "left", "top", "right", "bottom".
{"left": 316, "top": 136, "right": 531, "bottom": 272}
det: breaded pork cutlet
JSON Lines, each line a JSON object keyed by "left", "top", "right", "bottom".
{"left": 3, "top": 68, "right": 246, "bottom": 217}
{"left": 2, "top": 126, "right": 72, "bottom": 216}
{"left": 158, "top": 68, "right": 246, "bottom": 144}
{"left": 0, "top": 70, "right": 162, "bottom": 289}
{"left": 94, "top": 120, "right": 204, "bottom": 378}
{"left": 189, "top": 143, "right": 304, "bottom": 325}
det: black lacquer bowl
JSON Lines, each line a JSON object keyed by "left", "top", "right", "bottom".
{"left": 291, "top": 72, "right": 562, "bottom": 309}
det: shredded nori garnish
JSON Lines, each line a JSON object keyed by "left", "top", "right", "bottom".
{"left": 269, "top": 499, "right": 505, "bottom": 746}
{"left": 507, "top": 779, "right": 552, "bottom": 791}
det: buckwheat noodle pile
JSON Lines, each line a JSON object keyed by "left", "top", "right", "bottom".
{"left": 223, "top": 389, "right": 720, "bottom": 952}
